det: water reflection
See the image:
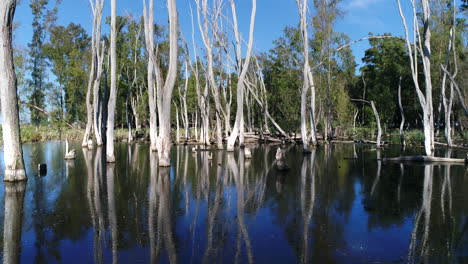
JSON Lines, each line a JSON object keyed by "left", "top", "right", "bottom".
{"left": 0, "top": 142, "right": 467, "bottom": 263}
{"left": 3, "top": 182, "right": 26, "bottom": 264}
{"left": 299, "top": 150, "right": 316, "bottom": 264}
{"left": 149, "top": 152, "right": 177, "bottom": 263}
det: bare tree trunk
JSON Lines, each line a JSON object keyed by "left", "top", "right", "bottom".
{"left": 182, "top": 62, "right": 189, "bottom": 139}
{"left": 105, "top": 0, "right": 117, "bottom": 162}
{"left": 370, "top": 101, "right": 382, "bottom": 148}
{"left": 93, "top": 42, "right": 105, "bottom": 146}
{"left": 0, "top": 0, "right": 26, "bottom": 181}
{"left": 156, "top": 0, "right": 178, "bottom": 166}
{"left": 175, "top": 102, "right": 180, "bottom": 144}
{"left": 397, "top": 0, "right": 434, "bottom": 156}
{"left": 440, "top": 1, "right": 458, "bottom": 148}
{"left": 143, "top": 0, "right": 158, "bottom": 151}
{"left": 296, "top": 0, "right": 318, "bottom": 152}
{"left": 398, "top": 76, "right": 406, "bottom": 146}
{"left": 226, "top": 0, "right": 257, "bottom": 151}
{"left": 195, "top": 0, "right": 224, "bottom": 149}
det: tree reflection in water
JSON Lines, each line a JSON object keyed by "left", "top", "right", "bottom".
{"left": 1, "top": 143, "right": 467, "bottom": 263}
{"left": 300, "top": 149, "right": 316, "bottom": 264}
{"left": 3, "top": 182, "right": 26, "bottom": 264}
{"left": 408, "top": 165, "right": 433, "bottom": 264}
{"left": 148, "top": 151, "right": 177, "bottom": 263}
{"left": 226, "top": 151, "right": 253, "bottom": 264}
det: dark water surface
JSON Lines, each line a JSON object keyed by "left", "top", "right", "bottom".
{"left": 0, "top": 141, "right": 467, "bottom": 263}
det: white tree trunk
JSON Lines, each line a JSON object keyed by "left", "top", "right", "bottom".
{"left": 195, "top": 0, "right": 224, "bottom": 149}
{"left": 440, "top": 1, "right": 457, "bottom": 148}
{"left": 398, "top": 76, "right": 406, "bottom": 146}
{"left": 156, "top": 0, "right": 178, "bottom": 166}
{"left": 226, "top": 0, "right": 257, "bottom": 151}
{"left": 370, "top": 101, "right": 382, "bottom": 148}
{"left": 106, "top": 0, "right": 117, "bottom": 163}
{"left": 143, "top": 0, "right": 158, "bottom": 151}
{"left": 397, "top": 0, "right": 434, "bottom": 156}
{"left": 0, "top": 0, "right": 26, "bottom": 181}
{"left": 93, "top": 42, "right": 105, "bottom": 146}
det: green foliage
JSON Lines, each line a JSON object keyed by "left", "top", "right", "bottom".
{"left": 351, "top": 35, "right": 420, "bottom": 128}
{"left": 260, "top": 27, "right": 302, "bottom": 132}
{"left": 44, "top": 23, "right": 90, "bottom": 123}
{"left": 27, "top": 0, "right": 51, "bottom": 126}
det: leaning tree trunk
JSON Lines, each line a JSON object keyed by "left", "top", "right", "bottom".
{"left": 370, "top": 101, "right": 382, "bottom": 148}
{"left": 226, "top": 0, "right": 257, "bottom": 151}
{"left": 106, "top": 0, "right": 117, "bottom": 163}
{"left": 196, "top": 0, "right": 224, "bottom": 150}
{"left": 0, "top": 0, "right": 26, "bottom": 181}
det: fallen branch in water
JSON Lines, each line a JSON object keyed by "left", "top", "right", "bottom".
{"left": 383, "top": 155, "right": 467, "bottom": 164}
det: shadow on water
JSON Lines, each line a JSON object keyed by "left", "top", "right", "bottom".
{"left": 0, "top": 141, "right": 467, "bottom": 263}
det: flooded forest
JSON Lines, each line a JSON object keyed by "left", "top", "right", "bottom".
{"left": 0, "top": 0, "right": 467, "bottom": 263}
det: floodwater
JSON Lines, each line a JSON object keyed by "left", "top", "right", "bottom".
{"left": 0, "top": 141, "right": 467, "bottom": 263}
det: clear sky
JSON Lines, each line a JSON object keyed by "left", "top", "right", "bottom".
{"left": 13, "top": 0, "right": 413, "bottom": 70}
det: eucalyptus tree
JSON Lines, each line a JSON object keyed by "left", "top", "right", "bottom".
{"left": 0, "top": 0, "right": 26, "bottom": 181}
{"left": 143, "top": 0, "right": 179, "bottom": 166}
{"left": 226, "top": 0, "right": 257, "bottom": 151}
{"left": 106, "top": 0, "right": 117, "bottom": 162}
{"left": 397, "top": 0, "right": 435, "bottom": 156}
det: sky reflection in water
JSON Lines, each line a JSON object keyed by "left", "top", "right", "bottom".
{"left": 0, "top": 141, "right": 467, "bottom": 263}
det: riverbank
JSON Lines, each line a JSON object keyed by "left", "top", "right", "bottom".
{"left": 1, "top": 125, "right": 466, "bottom": 148}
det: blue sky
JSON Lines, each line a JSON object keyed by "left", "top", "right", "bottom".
{"left": 13, "top": 0, "right": 413, "bottom": 69}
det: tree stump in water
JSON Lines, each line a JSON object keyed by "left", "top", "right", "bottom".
{"left": 275, "top": 148, "right": 289, "bottom": 171}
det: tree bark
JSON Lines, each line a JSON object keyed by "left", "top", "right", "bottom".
{"left": 106, "top": 0, "right": 117, "bottom": 163}
{"left": 195, "top": 0, "right": 224, "bottom": 149}
{"left": 83, "top": 0, "right": 105, "bottom": 148}
{"left": 143, "top": 0, "right": 158, "bottom": 151}
{"left": 370, "top": 101, "right": 382, "bottom": 148}
{"left": 398, "top": 76, "right": 406, "bottom": 146}
{"left": 0, "top": 0, "right": 26, "bottom": 181}
{"left": 226, "top": 0, "right": 257, "bottom": 151}
{"left": 397, "top": 0, "right": 434, "bottom": 156}
{"left": 296, "top": 0, "right": 318, "bottom": 152}
{"left": 156, "top": 0, "right": 178, "bottom": 166}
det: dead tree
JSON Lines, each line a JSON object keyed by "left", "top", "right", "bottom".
{"left": 106, "top": 0, "right": 117, "bottom": 162}
{"left": 143, "top": 0, "right": 158, "bottom": 151}
{"left": 296, "top": 0, "right": 318, "bottom": 152}
{"left": 352, "top": 99, "right": 382, "bottom": 147}
{"left": 158, "top": 0, "right": 178, "bottom": 166}
{"left": 398, "top": 76, "right": 406, "bottom": 146}
{"left": 195, "top": 0, "right": 224, "bottom": 149}
{"left": 83, "top": 0, "right": 105, "bottom": 148}
{"left": 397, "top": 0, "right": 434, "bottom": 156}
{"left": 440, "top": 0, "right": 458, "bottom": 147}
{"left": 226, "top": 0, "right": 257, "bottom": 151}
{"left": 0, "top": 0, "right": 26, "bottom": 181}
